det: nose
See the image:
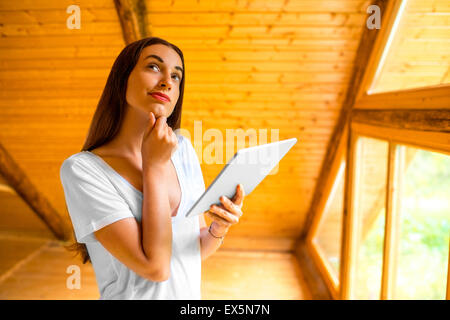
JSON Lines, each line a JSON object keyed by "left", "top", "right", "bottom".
{"left": 158, "top": 80, "right": 172, "bottom": 94}
{"left": 158, "top": 72, "right": 173, "bottom": 91}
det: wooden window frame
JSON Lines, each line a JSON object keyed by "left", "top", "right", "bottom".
{"left": 355, "top": 0, "right": 409, "bottom": 102}
{"left": 341, "top": 121, "right": 450, "bottom": 300}
{"left": 306, "top": 128, "right": 347, "bottom": 300}
{"left": 306, "top": 0, "right": 450, "bottom": 300}
{"left": 347, "top": 0, "right": 450, "bottom": 297}
{"left": 305, "top": 0, "right": 405, "bottom": 299}
{"left": 355, "top": 85, "right": 450, "bottom": 110}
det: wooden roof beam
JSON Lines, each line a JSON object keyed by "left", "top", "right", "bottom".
{"left": 295, "top": 0, "right": 411, "bottom": 299}
{"left": 114, "top": 0, "right": 149, "bottom": 44}
{"left": 0, "top": 142, "right": 71, "bottom": 241}
{"left": 299, "top": 0, "right": 394, "bottom": 241}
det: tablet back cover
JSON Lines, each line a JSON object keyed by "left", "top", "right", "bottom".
{"left": 185, "top": 138, "right": 297, "bottom": 218}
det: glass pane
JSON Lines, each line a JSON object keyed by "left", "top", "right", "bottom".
{"left": 393, "top": 146, "right": 450, "bottom": 299}
{"left": 315, "top": 161, "right": 345, "bottom": 283}
{"left": 353, "top": 137, "right": 389, "bottom": 299}
{"left": 370, "top": 0, "right": 450, "bottom": 93}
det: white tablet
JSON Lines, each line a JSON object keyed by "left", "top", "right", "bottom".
{"left": 185, "top": 138, "right": 298, "bottom": 218}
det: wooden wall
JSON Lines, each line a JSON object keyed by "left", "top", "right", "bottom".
{"left": 0, "top": 0, "right": 372, "bottom": 252}
{"left": 144, "top": 0, "right": 370, "bottom": 250}
{"left": 6, "top": 0, "right": 446, "bottom": 301}
{"left": 0, "top": 0, "right": 125, "bottom": 239}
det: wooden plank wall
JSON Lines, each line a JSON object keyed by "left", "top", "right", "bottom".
{"left": 144, "top": 0, "right": 370, "bottom": 250}
{"left": 0, "top": 0, "right": 125, "bottom": 234}
{"left": 0, "top": 0, "right": 373, "bottom": 251}
{"left": 0, "top": 0, "right": 344, "bottom": 299}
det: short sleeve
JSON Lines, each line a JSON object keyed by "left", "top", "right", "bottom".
{"left": 181, "top": 135, "right": 206, "bottom": 194}
{"left": 60, "top": 157, "right": 134, "bottom": 243}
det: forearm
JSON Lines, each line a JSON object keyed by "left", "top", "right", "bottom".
{"left": 199, "top": 224, "right": 227, "bottom": 261}
{"left": 142, "top": 165, "right": 172, "bottom": 271}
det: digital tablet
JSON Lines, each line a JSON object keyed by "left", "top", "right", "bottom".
{"left": 185, "top": 137, "right": 298, "bottom": 218}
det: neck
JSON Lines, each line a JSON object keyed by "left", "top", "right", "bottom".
{"left": 107, "top": 105, "right": 148, "bottom": 161}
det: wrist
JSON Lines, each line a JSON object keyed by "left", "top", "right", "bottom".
{"left": 209, "top": 222, "right": 228, "bottom": 238}
{"left": 143, "top": 163, "right": 167, "bottom": 179}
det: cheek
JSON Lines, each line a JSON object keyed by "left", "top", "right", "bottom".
{"left": 171, "top": 90, "right": 180, "bottom": 108}
{"left": 127, "top": 73, "right": 151, "bottom": 99}
{"left": 126, "top": 73, "right": 138, "bottom": 96}
{"left": 135, "top": 72, "right": 151, "bottom": 90}
{"left": 125, "top": 85, "right": 138, "bottom": 107}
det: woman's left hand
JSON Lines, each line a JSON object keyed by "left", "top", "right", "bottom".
{"left": 207, "top": 184, "right": 245, "bottom": 236}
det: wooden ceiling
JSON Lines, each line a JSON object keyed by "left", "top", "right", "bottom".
{"left": 1, "top": 0, "right": 446, "bottom": 252}
{"left": 0, "top": 0, "right": 126, "bottom": 243}
{"left": 143, "top": 0, "right": 370, "bottom": 250}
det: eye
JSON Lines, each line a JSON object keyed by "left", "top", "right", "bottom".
{"left": 147, "top": 64, "right": 159, "bottom": 71}
{"left": 148, "top": 64, "right": 181, "bottom": 80}
{"left": 172, "top": 74, "right": 181, "bottom": 81}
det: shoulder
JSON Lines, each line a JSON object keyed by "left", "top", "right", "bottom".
{"left": 176, "top": 134, "right": 197, "bottom": 161}
{"left": 177, "top": 134, "right": 194, "bottom": 153}
{"left": 60, "top": 151, "right": 103, "bottom": 182}
{"left": 176, "top": 134, "right": 204, "bottom": 182}
{"left": 60, "top": 152, "right": 87, "bottom": 172}
{"left": 177, "top": 133, "right": 187, "bottom": 145}
{"left": 177, "top": 134, "right": 206, "bottom": 193}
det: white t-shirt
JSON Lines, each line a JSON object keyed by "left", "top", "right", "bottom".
{"left": 59, "top": 134, "right": 206, "bottom": 300}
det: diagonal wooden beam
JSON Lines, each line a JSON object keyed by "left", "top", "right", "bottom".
{"left": 0, "top": 142, "right": 71, "bottom": 241}
{"left": 114, "top": 0, "right": 149, "bottom": 44}
{"left": 299, "top": 0, "right": 391, "bottom": 240}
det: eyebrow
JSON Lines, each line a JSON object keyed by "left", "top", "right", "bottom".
{"left": 144, "top": 54, "right": 183, "bottom": 73}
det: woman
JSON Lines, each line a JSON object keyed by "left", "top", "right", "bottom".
{"left": 60, "top": 37, "right": 245, "bottom": 299}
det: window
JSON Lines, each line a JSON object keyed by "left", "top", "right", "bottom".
{"left": 342, "top": 122, "right": 450, "bottom": 300}
{"left": 369, "top": 0, "right": 450, "bottom": 93}
{"left": 304, "top": 0, "right": 449, "bottom": 300}
{"left": 353, "top": 137, "right": 389, "bottom": 299}
{"left": 314, "top": 161, "right": 345, "bottom": 287}
{"left": 393, "top": 145, "right": 450, "bottom": 299}
{"left": 308, "top": 130, "right": 348, "bottom": 299}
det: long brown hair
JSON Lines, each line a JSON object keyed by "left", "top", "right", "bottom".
{"left": 65, "top": 37, "right": 185, "bottom": 264}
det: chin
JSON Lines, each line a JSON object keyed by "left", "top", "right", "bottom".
{"left": 149, "top": 105, "right": 166, "bottom": 118}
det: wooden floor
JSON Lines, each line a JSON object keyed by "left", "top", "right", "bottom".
{"left": 0, "top": 233, "right": 312, "bottom": 300}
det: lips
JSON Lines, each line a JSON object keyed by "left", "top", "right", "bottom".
{"left": 149, "top": 92, "right": 170, "bottom": 102}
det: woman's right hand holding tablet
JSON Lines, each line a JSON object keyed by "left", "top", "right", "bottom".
{"left": 141, "top": 111, "right": 178, "bottom": 169}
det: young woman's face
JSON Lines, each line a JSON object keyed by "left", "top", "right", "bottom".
{"left": 126, "top": 44, "right": 183, "bottom": 119}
